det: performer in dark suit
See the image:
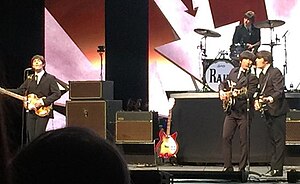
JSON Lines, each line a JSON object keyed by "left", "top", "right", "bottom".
{"left": 219, "top": 50, "right": 258, "bottom": 172}
{"left": 10, "top": 55, "right": 61, "bottom": 143}
{"left": 230, "top": 10, "right": 261, "bottom": 66}
{"left": 254, "top": 50, "right": 289, "bottom": 177}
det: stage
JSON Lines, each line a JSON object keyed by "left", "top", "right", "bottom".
{"left": 122, "top": 92, "right": 300, "bottom": 183}
{"left": 128, "top": 164, "right": 300, "bottom": 183}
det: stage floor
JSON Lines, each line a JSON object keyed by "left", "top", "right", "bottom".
{"left": 128, "top": 164, "right": 300, "bottom": 183}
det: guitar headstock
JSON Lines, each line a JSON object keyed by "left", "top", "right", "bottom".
{"left": 168, "top": 98, "right": 175, "bottom": 110}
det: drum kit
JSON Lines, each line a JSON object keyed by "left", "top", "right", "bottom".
{"left": 194, "top": 19, "right": 286, "bottom": 92}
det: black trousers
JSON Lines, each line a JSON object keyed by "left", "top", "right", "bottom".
{"left": 222, "top": 112, "right": 248, "bottom": 170}
{"left": 265, "top": 112, "right": 286, "bottom": 171}
{"left": 26, "top": 112, "right": 49, "bottom": 143}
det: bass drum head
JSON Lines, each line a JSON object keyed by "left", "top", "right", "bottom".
{"left": 204, "top": 59, "right": 234, "bottom": 92}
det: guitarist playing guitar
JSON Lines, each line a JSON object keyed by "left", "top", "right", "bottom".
{"left": 0, "top": 55, "right": 61, "bottom": 143}
{"left": 219, "top": 50, "right": 258, "bottom": 172}
{"left": 155, "top": 98, "right": 179, "bottom": 160}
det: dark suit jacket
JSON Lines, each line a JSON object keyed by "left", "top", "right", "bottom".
{"left": 10, "top": 72, "right": 61, "bottom": 118}
{"left": 219, "top": 67, "right": 258, "bottom": 115}
{"left": 259, "top": 66, "right": 289, "bottom": 116}
{"left": 232, "top": 24, "right": 260, "bottom": 52}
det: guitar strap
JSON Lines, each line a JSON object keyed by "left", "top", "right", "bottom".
{"left": 259, "top": 73, "right": 269, "bottom": 95}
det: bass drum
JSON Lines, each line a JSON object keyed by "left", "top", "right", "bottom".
{"left": 204, "top": 59, "right": 234, "bottom": 92}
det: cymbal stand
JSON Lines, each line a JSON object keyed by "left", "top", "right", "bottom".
{"left": 269, "top": 28, "right": 275, "bottom": 57}
{"left": 282, "top": 30, "right": 288, "bottom": 85}
{"left": 196, "top": 36, "right": 209, "bottom": 91}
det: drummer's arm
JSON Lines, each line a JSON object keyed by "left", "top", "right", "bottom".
{"left": 247, "top": 41, "right": 261, "bottom": 52}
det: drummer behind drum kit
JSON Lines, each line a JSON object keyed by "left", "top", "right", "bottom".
{"left": 194, "top": 19, "right": 286, "bottom": 92}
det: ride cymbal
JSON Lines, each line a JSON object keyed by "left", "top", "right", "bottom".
{"left": 254, "top": 20, "right": 285, "bottom": 29}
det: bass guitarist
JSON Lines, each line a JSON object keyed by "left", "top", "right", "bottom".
{"left": 219, "top": 50, "right": 258, "bottom": 172}
{"left": 4, "top": 55, "right": 61, "bottom": 143}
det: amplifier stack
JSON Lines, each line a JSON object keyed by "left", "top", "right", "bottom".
{"left": 66, "top": 80, "right": 122, "bottom": 140}
{"left": 115, "top": 111, "right": 159, "bottom": 165}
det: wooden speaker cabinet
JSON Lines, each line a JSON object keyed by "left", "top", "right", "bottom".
{"left": 66, "top": 100, "right": 122, "bottom": 139}
{"left": 69, "top": 80, "right": 114, "bottom": 100}
{"left": 286, "top": 110, "right": 300, "bottom": 144}
{"left": 115, "top": 111, "right": 158, "bottom": 143}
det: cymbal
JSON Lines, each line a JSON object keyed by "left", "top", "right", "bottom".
{"left": 194, "top": 28, "right": 221, "bottom": 37}
{"left": 262, "top": 43, "right": 281, "bottom": 47}
{"left": 254, "top": 20, "right": 285, "bottom": 28}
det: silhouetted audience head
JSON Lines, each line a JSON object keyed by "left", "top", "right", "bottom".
{"left": 10, "top": 127, "right": 130, "bottom": 184}
{"left": 0, "top": 96, "right": 11, "bottom": 184}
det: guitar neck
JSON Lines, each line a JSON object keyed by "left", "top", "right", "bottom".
{"left": 166, "top": 109, "right": 172, "bottom": 135}
{"left": 0, "top": 88, "right": 26, "bottom": 101}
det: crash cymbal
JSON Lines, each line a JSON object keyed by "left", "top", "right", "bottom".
{"left": 262, "top": 43, "right": 281, "bottom": 47}
{"left": 254, "top": 20, "right": 285, "bottom": 29}
{"left": 194, "top": 28, "right": 221, "bottom": 37}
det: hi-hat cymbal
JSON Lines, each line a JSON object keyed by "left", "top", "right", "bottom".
{"left": 194, "top": 28, "right": 221, "bottom": 37}
{"left": 254, "top": 20, "right": 285, "bottom": 28}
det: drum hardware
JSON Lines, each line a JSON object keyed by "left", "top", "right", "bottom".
{"left": 254, "top": 19, "right": 285, "bottom": 57}
{"left": 194, "top": 28, "right": 221, "bottom": 91}
{"left": 194, "top": 28, "right": 221, "bottom": 59}
{"left": 282, "top": 30, "right": 289, "bottom": 87}
{"left": 215, "top": 50, "right": 229, "bottom": 60}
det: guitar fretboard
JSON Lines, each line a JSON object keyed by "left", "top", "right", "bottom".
{"left": 166, "top": 109, "right": 172, "bottom": 135}
{"left": 0, "top": 88, "right": 26, "bottom": 101}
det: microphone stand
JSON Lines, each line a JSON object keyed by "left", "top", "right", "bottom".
{"left": 97, "top": 45, "right": 106, "bottom": 81}
{"left": 245, "top": 69, "right": 262, "bottom": 178}
{"left": 22, "top": 69, "right": 31, "bottom": 147}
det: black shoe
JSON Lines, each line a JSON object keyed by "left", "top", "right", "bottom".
{"left": 223, "top": 167, "right": 234, "bottom": 172}
{"left": 264, "top": 169, "right": 283, "bottom": 177}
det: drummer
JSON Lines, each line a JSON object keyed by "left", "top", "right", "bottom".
{"left": 231, "top": 10, "right": 261, "bottom": 66}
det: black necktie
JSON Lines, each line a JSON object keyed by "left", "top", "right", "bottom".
{"left": 259, "top": 72, "right": 265, "bottom": 84}
{"left": 239, "top": 71, "right": 246, "bottom": 79}
{"left": 35, "top": 75, "right": 38, "bottom": 84}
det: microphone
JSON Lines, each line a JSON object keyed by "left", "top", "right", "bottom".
{"left": 24, "top": 67, "right": 32, "bottom": 71}
{"left": 282, "top": 30, "right": 288, "bottom": 38}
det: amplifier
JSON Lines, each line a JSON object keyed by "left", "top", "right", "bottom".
{"left": 66, "top": 100, "right": 122, "bottom": 140}
{"left": 286, "top": 110, "right": 300, "bottom": 144}
{"left": 69, "top": 80, "right": 113, "bottom": 100}
{"left": 116, "top": 142, "right": 157, "bottom": 165}
{"left": 115, "top": 111, "right": 158, "bottom": 143}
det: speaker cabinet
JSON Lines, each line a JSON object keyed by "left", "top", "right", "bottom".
{"left": 115, "top": 111, "right": 158, "bottom": 143}
{"left": 69, "top": 80, "right": 114, "bottom": 100}
{"left": 286, "top": 120, "right": 300, "bottom": 143}
{"left": 286, "top": 110, "right": 300, "bottom": 144}
{"left": 116, "top": 142, "right": 157, "bottom": 165}
{"left": 66, "top": 100, "right": 122, "bottom": 139}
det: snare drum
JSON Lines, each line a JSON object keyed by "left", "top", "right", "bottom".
{"left": 204, "top": 60, "right": 234, "bottom": 92}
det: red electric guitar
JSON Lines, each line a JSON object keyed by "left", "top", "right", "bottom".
{"left": 155, "top": 98, "right": 179, "bottom": 159}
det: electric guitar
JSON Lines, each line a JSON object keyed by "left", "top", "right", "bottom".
{"left": 0, "top": 87, "right": 51, "bottom": 117}
{"left": 155, "top": 98, "right": 179, "bottom": 159}
{"left": 222, "top": 86, "right": 247, "bottom": 113}
{"left": 255, "top": 96, "right": 268, "bottom": 116}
